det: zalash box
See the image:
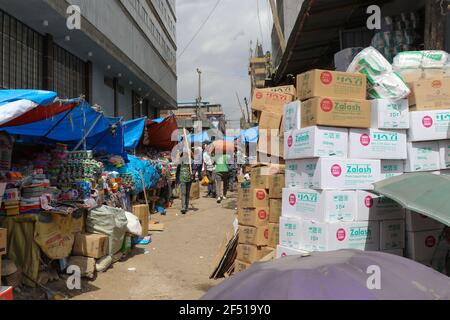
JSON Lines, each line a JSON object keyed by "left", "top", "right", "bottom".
{"left": 349, "top": 129, "right": 407, "bottom": 160}
{"left": 371, "top": 99, "right": 409, "bottom": 129}
{"left": 286, "top": 158, "right": 381, "bottom": 190}
{"left": 282, "top": 188, "right": 356, "bottom": 222}
{"left": 302, "top": 220, "right": 380, "bottom": 252}
{"left": 408, "top": 110, "right": 450, "bottom": 142}
{"left": 404, "top": 141, "right": 440, "bottom": 172}
{"left": 284, "top": 126, "right": 348, "bottom": 160}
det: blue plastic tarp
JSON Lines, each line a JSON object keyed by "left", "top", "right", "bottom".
{"left": 124, "top": 117, "right": 146, "bottom": 150}
{"left": 237, "top": 127, "right": 259, "bottom": 143}
{"left": 0, "top": 90, "right": 57, "bottom": 107}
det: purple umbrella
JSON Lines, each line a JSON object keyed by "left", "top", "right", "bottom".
{"left": 202, "top": 250, "right": 450, "bottom": 300}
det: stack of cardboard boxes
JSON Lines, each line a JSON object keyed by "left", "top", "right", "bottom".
{"left": 278, "top": 69, "right": 408, "bottom": 257}
{"left": 0, "top": 228, "right": 6, "bottom": 285}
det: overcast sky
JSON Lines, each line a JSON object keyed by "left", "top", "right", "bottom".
{"left": 176, "top": 0, "right": 273, "bottom": 128}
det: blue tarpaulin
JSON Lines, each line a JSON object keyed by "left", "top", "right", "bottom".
{"left": 0, "top": 89, "right": 57, "bottom": 107}
{"left": 237, "top": 127, "right": 259, "bottom": 143}
{"left": 124, "top": 117, "right": 146, "bottom": 150}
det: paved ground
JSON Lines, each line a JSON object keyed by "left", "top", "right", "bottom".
{"left": 59, "top": 188, "right": 237, "bottom": 300}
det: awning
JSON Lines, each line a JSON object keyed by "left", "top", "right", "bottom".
{"left": 143, "top": 114, "right": 178, "bottom": 151}
{"left": 373, "top": 173, "right": 450, "bottom": 227}
{"left": 124, "top": 117, "right": 147, "bottom": 150}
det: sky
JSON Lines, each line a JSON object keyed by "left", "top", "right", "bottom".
{"left": 176, "top": 0, "right": 273, "bottom": 129}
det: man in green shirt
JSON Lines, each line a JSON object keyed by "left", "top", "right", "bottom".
{"left": 177, "top": 148, "right": 193, "bottom": 214}
{"left": 214, "top": 153, "right": 230, "bottom": 204}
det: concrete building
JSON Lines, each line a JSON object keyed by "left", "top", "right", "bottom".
{"left": 0, "top": 0, "right": 177, "bottom": 120}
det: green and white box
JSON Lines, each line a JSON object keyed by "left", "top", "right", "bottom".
{"left": 371, "top": 99, "right": 409, "bottom": 129}
{"left": 381, "top": 160, "right": 404, "bottom": 179}
{"left": 302, "top": 220, "right": 381, "bottom": 252}
{"left": 404, "top": 141, "right": 440, "bottom": 172}
{"left": 356, "top": 191, "right": 405, "bottom": 221}
{"left": 380, "top": 219, "right": 406, "bottom": 250}
{"left": 282, "top": 188, "right": 356, "bottom": 222}
{"left": 349, "top": 129, "right": 407, "bottom": 159}
{"left": 288, "top": 158, "right": 381, "bottom": 190}
{"left": 276, "top": 245, "right": 309, "bottom": 259}
{"left": 285, "top": 159, "right": 316, "bottom": 188}
{"left": 408, "top": 110, "right": 450, "bottom": 142}
{"left": 284, "top": 126, "right": 348, "bottom": 160}
{"left": 279, "top": 216, "right": 304, "bottom": 250}
{"left": 438, "top": 140, "right": 450, "bottom": 169}
{"left": 283, "top": 101, "right": 301, "bottom": 131}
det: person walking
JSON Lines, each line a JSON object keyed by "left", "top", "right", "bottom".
{"left": 214, "top": 152, "right": 230, "bottom": 204}
{"left": 203, "top": 143, "right": 216, "bottom": 198}
{"left": 177, "top": 148, "right": 193, "bottom": 215}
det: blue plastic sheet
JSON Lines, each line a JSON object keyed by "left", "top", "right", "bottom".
{"left": 124, "top": 117, "right": 146, "bottom": 150}
{"left": 237, "top": 127, "right": 259, "bottom": 143}
{"left": 0, "top": 89, "right": 57, "bottom": 107}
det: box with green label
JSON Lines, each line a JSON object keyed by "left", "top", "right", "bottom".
{"left": 284, "top": 126, "right": 348, "bottom": 160}
{"left": 408, "top": 109, "right": 450, "bottom": 141}
{"left": 301, "top": 97, "right": 371, "bottom": 128}
{"left": 380, "top": 160, "right": 404, "bottom": 180}
{"left": 297, "top": 69, "right": 367, "bottom": 101}
{"left": 380, "top": 219, "right": 405, "bottom": 250}
{"left": 349, "top": 128, "right": 407, "bottom": 160}
{"left": 371, "top": 99, "right": 409, "bottom": 129}
{"left": 356, "top": 191, "right": 405, "bottom": 221}
{"left": 281, "top": 188, "right": 356, "bottom": 223}
{"left": 405, "top": 141, "right": 440, "bottom": 172}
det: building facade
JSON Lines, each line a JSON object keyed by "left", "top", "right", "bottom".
{"left": 0, "top": 0, "right": 177, "bottom": 120}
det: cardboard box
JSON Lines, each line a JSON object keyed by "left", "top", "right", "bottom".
{"left": 276, "top": 245, "right": 309, "bottom": 258}
{"left": 408, "top": 78, "right": 450, "bottom": 110}
{"left": 0, "top": 228, "right": 6, "bottom": 256}
{"left": 285, "top": 158, "right": 381, "bottom": 190}
{"left": 422, "top": 69, "right": 444, "bottom": 80}
{"left": 269, "top": 199, "right": 282, "bottom": 223}
{"left": 406, "top": 229, "right": 442, "bottom": 261}
{"left": 238, "top": 207, "right": 269, "bottom": 227}
{"left": 404, "top": 141, "right": 440, "bottom": 172}
{"left": 234, "top": 259, "right": 251, "bottom": 273}
{"left": 371, "top": 99, "right": 409, "bottom": 129}
{"left": 284, "top": 126, "right": 348, "bottom": 160}
{"left": 405, "top": 210, "right": 445, "bottom": 232}
{"left": 261, "top": 85, "right": 296, "bottom": 96}
{"left": 250, "top": 167, "right": 270, "bottom": 189}
{"left": 268, "top": 223, "right": 279, "bottom": 248}
{"left": 297, "top": 69, "right": 367, "bottom": 101}
{"left": 356, "top": 191, "right": 405, "bottom": 221}
{"left": 408, "top": 109, "right": 450, "bottom": 141}
{"left": 397, "top": 68, "right": 423, "bottom": 83}
{"left": 252, "top": 89, "right": 294, "bottom": 113}
{"left": 349, "top": 129, "right": 407, "bottom": 160}
{"left": 282, "top": 188, "right": 356, "bottom": 222}
{"left": 279, "top": 216, "right": 304, "bottom": 250}
{"left": 132, "top": 204, "right": 149, "bottom": 237}
{"left": 72, "top": 233, "right": 109, "bottom": 259}
{"left": 302, "top": 220, "right": 380, "bottom": 252}
{"left": 238, "top": 225, "right": 269, "bottom": 246}
{"left": 236, "top": 244, "right": 273, "bottom": 264}
{"left": 380, "top": 160, "right": 404, "bottom": 180}
{"left": 284, "top": 100, "right": 301, "bottom": 131}
{"left": 380, "top": 219, "right": 405, "bottom": 250}
{"left": 259, "top": 111, "right": 283, "bottom": 130}
{"left": 439, "top": 140, "right": 450, "bottom": 169}
{"left": 238, "top": 188, "right": 269, "bottom": 209}
{"left": 382, "top": 249, "right": 404, "bottom": 256}
{"left": 269, "top": 174, "right": 284, "bottom": 199}
{"left": 258, "top": 130, "right": 284, "bottom": 158}
{"left": 301, "top": 97, "right": 371, "bottom": 129}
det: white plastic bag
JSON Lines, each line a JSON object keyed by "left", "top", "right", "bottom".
{"left": 393, "top": 50, "right": 449, "bottom": 69}
{"left": 367, "top": 72, "right": 411, "bottom": 100}
{"left": 124, "top": 211, "right": 143, "bottom": 236}
{"left": 347, "top": 46, "right": 392, "bottom": 75}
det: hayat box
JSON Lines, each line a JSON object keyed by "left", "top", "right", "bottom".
{"left": 371, "top": 99, "right": 409, "bottom": 129}
{"left": 355, "top": 191, "right": 405, "bottom": 221}
{"left": 380, "top": 220, "right": 406, "bottom": 250}
{"left": 282, "top": 188, "right": 356, "bottom": 222}
{"left": 302, "top": 220, "right": 380, "bottom": 252}
{"left": 439, "top": 140, "right": 450, "bottom": 169}
{"left": 349, "top": 129, "right": 407, "bottom": 160}
{"left": 284, "top": 101, "right": 301, "bottom": 131}
{"left": 236, "top": 244, "right": 273, "bottom": 264}
{"left": 301, "top": 97, "right": 371, "bottom": 128}
{"left": 259, "top": 111, "right": 283, "bottom": 130}
{"left": 276, "top": 245, "right": 309, "bottom": 258}
{"left": 284, "top": 126, "right": 348, "bottom": 160}
{"left": 285, "top": 158, "right": 381, "bottom": 190}
{"left": 406, "top": 229, "right": 442, "bottom": 261}
{"left": 404, "top": 141, "right": 440, "bottom": 172}
{"left": 408, "top": 78, "right": 450, "bottom": 110}
{"left": 252, "top": 89, "right": 294, "bottom": 113}
{"left": 238, "top": 207, "right": 269, "bottom": 227}
{"left": 297, "top": 69, "right": 367, "bottom": 101}
{"left": 279, "top": 216, "right": 304, "bottom": 250}
{"left": 405, "top": 210, "right": 445, "bottom": 232}
{"left": 238, "top": 188, "right": 269, "bottom": 209}
{"left": 0, "top": 228, "right": 6, "bottom": 256}
{"left": 380, "top": 160, "right": 404, "bottom": 180}
{"left": 234, "top": 259, "right": 251, "bottom": 273}
{"left": 238, "top": 225, "right": 269, "bottom": 246}
{"left": 408, "top": 110, "right": 450, "bottom": 141}
{"left": 268, "top": 174, "right": 285, "bottom": 199}
{"left": 261, "top": 85, "right": 296, "bottom": 96}
{"left": 269, "top": 199, "right": 282, "bottom": 223}
{"left": 250, "top": 167, "right": 270, "bottom": 189}
{"left": 72, "top": 233, "right": 109, "bottom": 259}
{"left": 268, "top": 223, "right": 279, "bottom": 248}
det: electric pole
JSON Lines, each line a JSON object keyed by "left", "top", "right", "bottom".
{"left": 196, "top": 68, "right": 202, "bottom": 119}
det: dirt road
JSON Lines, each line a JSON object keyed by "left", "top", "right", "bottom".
{"left": 67, "top": 189, "right": 237, "bottom": 300}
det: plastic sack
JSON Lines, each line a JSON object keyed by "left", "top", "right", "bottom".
{"left": 201, "top": 175, "right": 209, "bottom": 186}
{"left": 393, "top": 50, "right": 449, "bottom": 69}
{"left": 124, "top": 211, "right": 143, "bottom": 236}
{"left": 347, "top": 46, "right": 393, "bottom": 75}
{"left": 367, "top": 72, "right": 411, "bottom": 100}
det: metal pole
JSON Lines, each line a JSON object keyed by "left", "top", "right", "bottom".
{"left": 73, "top": 113, "right": 104, "bottom": 151}
{"left": 196, "top": 68, "right": 202, "bottom": 119}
